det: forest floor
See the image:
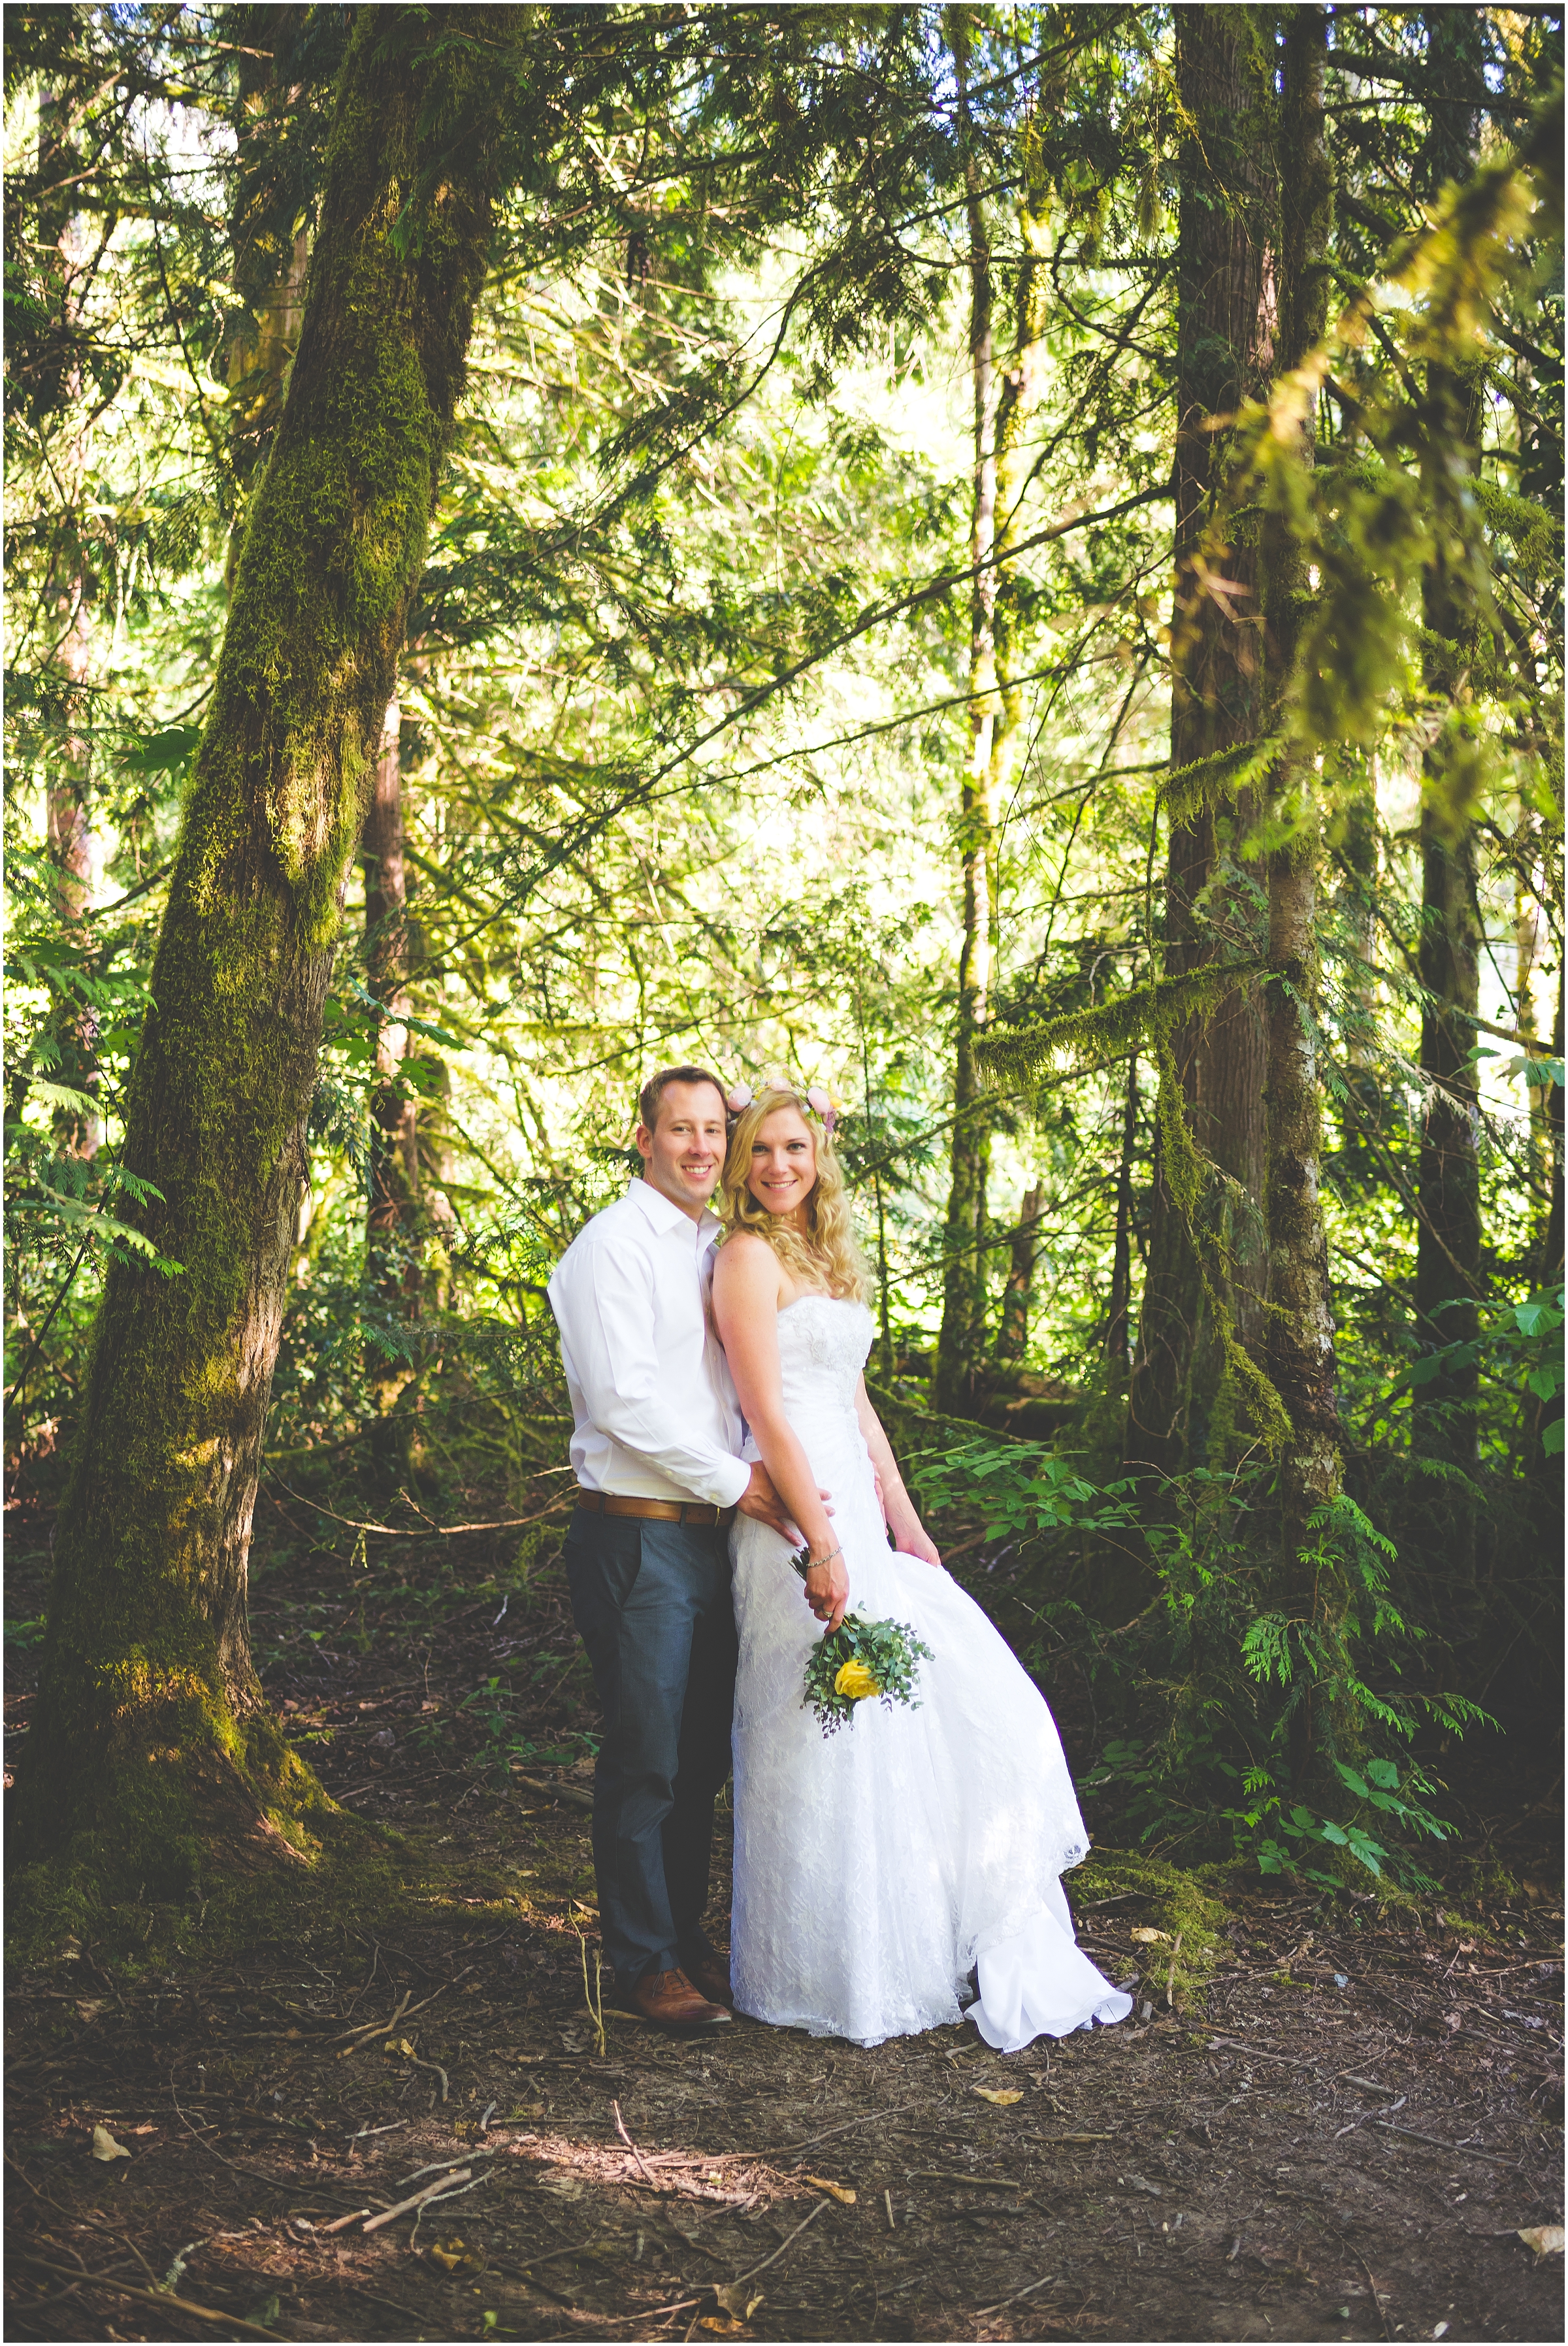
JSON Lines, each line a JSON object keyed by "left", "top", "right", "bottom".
{"left": 4, "top": 1481, "right": 1564, "bottom": 2346}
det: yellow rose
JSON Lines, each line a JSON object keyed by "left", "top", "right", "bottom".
{"left": 834, "top": 1657, "right": 881, "bottom": 1702}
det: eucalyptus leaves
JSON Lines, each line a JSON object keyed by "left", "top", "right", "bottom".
{"left": 791, "top": 1549, "right": 933, "bottom": 1736}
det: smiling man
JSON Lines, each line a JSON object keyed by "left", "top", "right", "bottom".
{"left": 547, "top": 1067, "right": 792, "bottom": 2031}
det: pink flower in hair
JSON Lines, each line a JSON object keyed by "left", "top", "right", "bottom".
{"left": 804, "top": 1085, "right": 839, "bottom": 1139}
{"left": 726, "top": 1083, "right": 755, "bottom": 1113}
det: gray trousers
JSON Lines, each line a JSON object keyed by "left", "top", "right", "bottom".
{"left": 563, "top": 1510, "right": 737, "bottom": 1983}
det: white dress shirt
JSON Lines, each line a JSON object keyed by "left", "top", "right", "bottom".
{"left": 547, "top": 1178, "right": 750, "bottom": 1509}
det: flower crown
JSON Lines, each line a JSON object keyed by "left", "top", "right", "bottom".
{"left": 725, "top": 1073, "right": 841, "bottom": 1140}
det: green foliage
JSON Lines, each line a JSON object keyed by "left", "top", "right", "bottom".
{"left": 909, "top": 1437, "right": 1141, "bottom": 1542}
{"left": 915, "top": 1427, "right": 1503, "bottom": 1886}
{"left": 3, "top": 6, "right": 1560, "bottom": 1896}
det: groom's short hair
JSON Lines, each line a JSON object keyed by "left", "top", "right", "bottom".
{"left": 638, "top": 1064, "right": 727, "bottom": 1132}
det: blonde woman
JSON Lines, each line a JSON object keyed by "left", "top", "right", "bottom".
{"left": 712, "top": 1082, "right": 1131, "bottom": 2052}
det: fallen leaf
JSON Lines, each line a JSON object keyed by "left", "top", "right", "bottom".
{"left": 75, "top": 2000, "right": 106, "bottom": 2022}
{"left": 540, "top": 2174, "right": 585, "bottom": 2201}
{"left": 973, "top": 2087, "right": 1024, "bottom": 2106}
{"left": 713, "top": 2284, "right": 765, "bottom": 2320}
{"left": 1444, "top": 2011, "right": 1463, "bottom": 2032}
{"left": 804, "top": 2174, "right": 857, "bottom": 2204}
{"left": 1518, "top": 2226, "right": 1564, "bottom": 2260}
{"left": 700, "top": 2322, "right": 745, "bottom": 2338}
{"left": 383, "top": 2037, "right": 416, "bottom": 2057}
{"left": 427, "top": 2239, "right": 466, "bottom": 2271}
{"left": 1130, "top": 1926, "right": 1169, "bottom": 1944}
{"left": 91, "top": 2126, "right": 131, "bottom": 2162}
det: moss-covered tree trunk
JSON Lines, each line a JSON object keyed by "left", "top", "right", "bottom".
{"left": 222, "top": 3, "right": 314, "bottom": 599}
{"left": 1262, "top": 5, "right": 1341, "bottom": 1531}
{"left": 1409, "top": 8, "right": 1490, "bottom": 1534}
{"left": 363, "top": 697, "right": 425, "bottom": 1478}
{"left": 936, "top": 4, "right": 1000, "bottom": 1415}
{"left": 14, "top": 7, "right": 499, "bottom": 1896}
{"left": 1105, "top": 1052, "right": 1139, "bottom": 1383}
{"left": 995, "top": 1185, "right": 1043, "bottom": 1364}
{"left": 1126, "top": 6, "right": 1273, "bottom": 1481}
{"left": 40, "top": 88, "right": 101, "bottom": 1161}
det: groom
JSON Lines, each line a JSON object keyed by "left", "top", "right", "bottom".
{"left": 548, "top": 1066, "right": 797, "bottom": 2031}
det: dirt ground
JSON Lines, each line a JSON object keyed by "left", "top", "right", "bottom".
{"left": 5, "top": 1481, "right": 1564, "bottom": 2345}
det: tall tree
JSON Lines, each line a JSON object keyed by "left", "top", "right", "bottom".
{"left": 221, "top": 3, "right": 319, "bottom": 594}
{"left": 14, "top": 5, "right": 505, "bottom": 1894}
{"left": 363, "top": 695, "right": 427, "bottom": 1454}
{"left": 1126, "top": 6, "right": 1275, "bottom": 1480}
{"left": 1262, "top": 4, "right": 1341, "bottom": 1530}
{"left": 1410, "top": 8, "right": 1491, "bottom": 1500}
{"left": 936, "top": 4, "right": 1001, "bottom": 1413}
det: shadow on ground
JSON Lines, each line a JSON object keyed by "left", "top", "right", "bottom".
{"left": 5, "top": 1482, "right": 1563, "bottom": 2343}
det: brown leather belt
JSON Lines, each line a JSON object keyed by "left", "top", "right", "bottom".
{"left": 574, "top": 1491, "right": 736, "bottom": 1529}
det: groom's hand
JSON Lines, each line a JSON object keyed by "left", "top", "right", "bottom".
{"left": 737, "top": 1462, "right": 831, "bottom": 1541}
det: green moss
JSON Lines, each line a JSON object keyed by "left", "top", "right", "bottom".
{"left": 1071, "top": 1846, "right": 1232, "bottom": 2013}
{"left": 6, "top": 1800, "right": 404, "bottom": 1971}
{"left": 12, "top": 13, "right": 498, "bottom": 1902}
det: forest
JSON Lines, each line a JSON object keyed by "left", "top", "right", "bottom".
{"left": 3, "top": 7, "right": 1563, "bottom": 2344}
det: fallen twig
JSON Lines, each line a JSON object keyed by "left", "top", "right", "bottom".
{"left": 512, "top": 1768, "right": 595, "bottom": 1811}
{"left": 362, "top": 2168, "right": 472, "bottom": 2233}
{"left": 756, "top": 2102, "right": 920, "bottom": 2160}
{"left": 318, "top": 2207, "right": 374, "bottom": 2235}
{"left": 396, "top": 2149, "right": 499, "bottom": 2188}
{"left": 1369, "top": 2120, "right": 1516, "bottom": 2162}
{"left": 407, "top": 2049, "right": 450, "bottom": 2101}
{"left": 1025, "top": 2132, "right": 1118, "bottom": 2145}
{"left": 727, "top": 2194, "right": 830, "bottom": 2287}
{"left": 9, "top": 2255, "right": 283, "bottom": 2339}
{"left": 613, "top": 2098, "right": 658, "bottom": 2187}
{"left": 975, "top": 2272, "right": 1059, "bottom": 2319}
{"left": 908, "top": 2168, "right": 1029, "bottom": 2190}
{"left": 332, "top": 1989, "right": 413, "bottom": 2051}
{"left": 1352, "top": 2243, "right": 1392, "bottom": 2342}
{"left": 271, "top": 1474, "right": 564, "bottom": 1538}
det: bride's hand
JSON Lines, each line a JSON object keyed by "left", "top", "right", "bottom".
{"left": 804, "top": 1548, "right": 850, "bottom": 1633}
{"left": 897, "top": 1521, "right": 943, "bottom": 1569}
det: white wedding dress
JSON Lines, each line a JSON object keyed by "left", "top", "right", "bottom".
{"left": 728, "top": 1296, "right": 1133, "bottom": 2053}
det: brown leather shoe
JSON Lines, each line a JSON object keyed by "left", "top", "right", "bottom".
{"left": 625, "top": 1966, "right": 731, "bottom": 2031}
{"left": 682, "top": 1949, "right": 734, "bottom": 2010}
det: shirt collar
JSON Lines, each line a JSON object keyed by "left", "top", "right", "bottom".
{"left": 628, "top": 1175, "right": 721, "bottom": 1246}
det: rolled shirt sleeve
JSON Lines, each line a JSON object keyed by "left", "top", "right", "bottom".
{"left": 549, "top": 1206, "right": 750, "bottom": 1510}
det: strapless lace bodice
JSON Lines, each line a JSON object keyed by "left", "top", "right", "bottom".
{"left": 772, "top": 1293, "right": 874, "bottom": 1419}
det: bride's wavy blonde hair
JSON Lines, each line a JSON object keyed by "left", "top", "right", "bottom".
{"left": 720, "top": 1088, "right": 868, "bottom": 1302}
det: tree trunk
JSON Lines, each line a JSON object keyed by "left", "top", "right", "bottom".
{"left": 46, "top": 589, "right": 101, "bottom": 1161}
{"left": 224, "top": 5, "right": 314, "bottom": 597}
{"left": 996, "top": 1185, "right": 1043, "bottom": 1364}
{"left": 1410, "top": 1, "right": 1489, "bottom": 1485}
{"left": 39, "top": 89, "right": 101, "bottom": 1160}
{"left": 1106, "top": 1052, "right": 1139, "bottom": 1383}
{"left": 1126, "top": 6, "right": 1273, "bottom": 1479}
{"left": 14, "top": 7, "right": 499, "bottom": 1896}
{"left": 1262, "top": 5, "right": 1341, "bottom": 1533}
{"left": 936, "top": 4, "right": 1000, "bottom": 1414}
{"left": 364, "top": 700, "right": 423, "bottom": 1299}
{"left": 363, "top": 699, "right": 425, "bottom": 1472}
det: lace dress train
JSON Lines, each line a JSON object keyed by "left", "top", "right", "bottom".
{"left": 728, "top": 1296, "right": 1132, "bottom": 2053}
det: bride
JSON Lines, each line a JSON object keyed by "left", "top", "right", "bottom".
{"left": 711, "top": 1082, "right": 1132, "bottom": 2053}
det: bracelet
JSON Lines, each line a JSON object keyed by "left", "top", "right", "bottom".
{"left": 805, "top": 1545, "right": 843, "bottom": 1572}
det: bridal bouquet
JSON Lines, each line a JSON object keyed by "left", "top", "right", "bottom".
{"left": 791, "top": 1550, "right": 934, "bottom": 1736}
